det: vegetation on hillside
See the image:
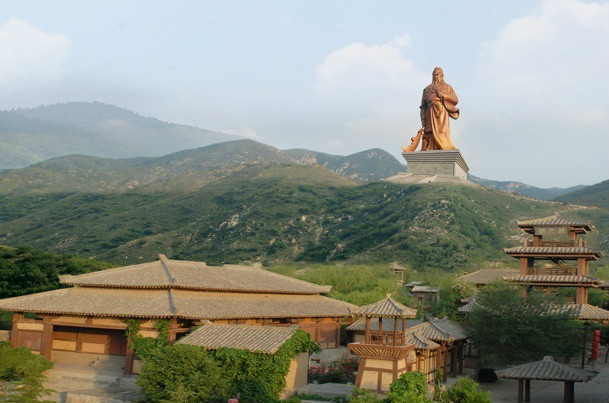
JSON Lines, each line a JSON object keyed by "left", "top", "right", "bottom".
{"left": 2, "top": 165, "right": 588, "bottom": 269}
{"left": 0, "top": 342, "right": 53, "bottom": 402}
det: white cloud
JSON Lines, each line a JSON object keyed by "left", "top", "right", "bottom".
{"left": 0, "top": 19, "right": 71, "bottom": 90}
{"left": 469, "top": 0, "right": 609, "bottom": 186}
{"left": 314, "top": 34, "right": 429, "bottom": 154}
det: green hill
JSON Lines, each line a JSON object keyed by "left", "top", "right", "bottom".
{"left": 554, "top": 179, "right": 609, "bottom": 210}
{"left": 0, "top": 162, "right": 599, "bottom": 269}
{"left": 468, "top": 175, "right": 587, "bottom": 201}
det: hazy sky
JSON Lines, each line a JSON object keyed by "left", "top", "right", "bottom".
{"left": 0, "top": 0, "right": 607, "bottom": 187}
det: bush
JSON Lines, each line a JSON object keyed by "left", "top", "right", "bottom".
{"left": 350, "top": 387, "right": 386, "bottom": 403}
{"left": 137, "top": 344, "right": 229, "bottom": 403}
{"left": 387, "top": 371, "right": 432, "bottom": 403}
{"left": 446, "top": 377, "right": 491, "bottom": 403}
{"left": 307, "top": 357, "right": 358, "bottom": 384}
{"left": 0, "top": 341, "right": 54, "bottom": 403}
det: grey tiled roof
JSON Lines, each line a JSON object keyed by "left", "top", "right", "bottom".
{"left": 405, "top": 318, "right": 468, "bottom": 342}
{"left": 405, "top": 333, "right": 440, "bottom": 350}
{"left": 178, "top": 324, "right": 297, "bottom": 354}
{"left": 551, "top": 303, "right": 609, "bottom": 321}
{"left": 353, "top": 295, "right": 417, "bottom": 318}
{"left": 457, "top": 269, "right": 518, "bottom": 285}
{"left": 61, "top": 254, "right": 331, "bottom": 294}
{"left": 457, "top": 299, "right": 483, "bottom": 313}
{"left": 0, "top": 288, "right": 357, "bottom": 319}
{"left": 497, "top": 357, "right": 596, "bottom": 381}
{"left": 517, "top": 216, "right": 593, "bottom": 229}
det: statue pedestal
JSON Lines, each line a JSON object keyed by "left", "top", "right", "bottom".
{"left": 401, "top": 149, "right": 469, "bottom": 180}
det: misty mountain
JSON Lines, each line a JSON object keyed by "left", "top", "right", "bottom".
{"left": 0, "top": 102, "right": 240, "bottom": 169}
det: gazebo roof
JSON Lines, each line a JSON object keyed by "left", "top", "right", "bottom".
{"left": 353, "top": 294, "right": 417, "bottom": 318}
{"left": 497, "top": 356, "right": 597, "bottom": 382}
{"left": 516, "top": 216, "right": 593, "bottom": 233}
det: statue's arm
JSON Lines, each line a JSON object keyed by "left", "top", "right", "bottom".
{"left": 420, "top": 94, "right": 426, "bottom": 128}
{"left": 439, "top": 85, "right": 458, "bottom": 105}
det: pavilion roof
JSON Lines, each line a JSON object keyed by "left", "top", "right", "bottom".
{"left": 405, "top": 318, "right": 468, "bottom": 342}
{"left": 178, "top": 324, "right": 297, "bottom": 354}
{"left": 353, "top": 294, "right": 417, "bottom": 318}
{"left": 456, "top": 269, "right": 518, "bottom": 286}
{"left": 497, "top": 356, "right": 596, "bottom": 382}
{"left": 503, "top": 246, "right": 601, "bottom": 260}
{"left": 60, "top": 254, "right": 331, "bottom": 294}
{"left": 0, "top": 287, "right": 356, "bottom": 320}
{"left": 404, "top": 333, "right": 441, "bottom": 350}
{"left": 516, "top": 216, "right": 593, "bottom": 233}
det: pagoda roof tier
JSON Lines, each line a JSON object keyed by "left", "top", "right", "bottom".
{"left": 517, "top": 216, "right": 593, "bottom": 234}
{"left": 0, "top": 287, "right": 356, "bottom": 320}
{"left": 353, "top": 294, "right": 417, "bottom": 318}
{"left": 60, "top": 254, "right": 331, "bottom": 294}
{"left": 503, "top": 246, "right": 602, "bottom": 260}
{"left": 504, "top": 275, "right": 603, "bottom": 286}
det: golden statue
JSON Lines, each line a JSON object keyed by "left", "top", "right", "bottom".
{"left": 403, "top": 67, "right": 459, "bottom": 152}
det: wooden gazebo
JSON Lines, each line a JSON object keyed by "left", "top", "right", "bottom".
{"left": 497, "top": 356, "right": 597, "bottom": 403}
{"left": 348, "top": 294, "right": 417, "bottom": 392}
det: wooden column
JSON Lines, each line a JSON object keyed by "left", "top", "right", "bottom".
{"left": 40, "top": 316, "right": 53, "bottom": 360}
{"left": 575, "top": 287, "right": 588, "bottom": 305}
{"left": 401, "top": 318, "right": 406, "bottom": 346}
{"left": 517, "top": 379, "right": 524, "bottom": 403}
{"left": 458, "top": 341, "right": 464, "bottom": 374}
{"left": 365, "top": 317, "right": 371, "bottom": 344}
{"left": 10, "top": 313, "right": 23, "bottom": 348}
{"left": 563, "top": 381, "right": 574, "bottom": 403}
{"left": 577, "top": 258, "right": 587, "bottom": 276}
{"left": 378, "top": 317, "right": 383, "bottom": 343}
{"left": 519, "top": 258, "right": 528, "bottom": 275}
{"left": 442, "top": 344, "right": 448, "bottom": 382}
{"left": 124, "top": 349, "right": 135, "bottom": 375}
{"left": 392, "top": 318, "right": 398, "bottom": 346}
{"left": 335, "top": 319, "right": 341, "bottom": 347}
{"left": 167, "top": 318, "right": 178, "bottom": 342}
{"left": 451, "top": 344, "right": 458, "bottom": 376}
{"left": 525, "top": 379, "right": 530, "bottom": 402}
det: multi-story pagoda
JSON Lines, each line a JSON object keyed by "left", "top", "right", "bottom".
{"left": 503, "top": 216, "right": 609, "bottom": 322}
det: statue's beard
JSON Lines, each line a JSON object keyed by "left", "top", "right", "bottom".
{"left": 432, "top": 77, "right": 444, "bottom": 84}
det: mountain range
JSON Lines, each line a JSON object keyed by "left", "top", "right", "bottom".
{"left": 0, "top": 102, "right": 596, "bottom": 199}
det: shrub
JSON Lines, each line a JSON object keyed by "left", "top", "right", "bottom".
{"left": 476, "top": 368, "right": 498, "bottom": 383}
{"left": 307, "top": 357, "right": 358, "bottom": 384}
{"left": 446, "top": 377, "right": 491, "bottom": 403}
{"left": 387, "top": 371, "right": 432, "bottom": 403}
{"left": 0, "top": 341, "right": 54, "bottom": 403}
{"left": 350, "top": 387, "right": 386, "bottom": 403}
{"left": 137, "top": 344, "right": 229, "bottom": 403}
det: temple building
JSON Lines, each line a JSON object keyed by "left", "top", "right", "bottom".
{"left": 0, "top": 254, "right": 356, "bottom": 372}
{"left": 503, "top": 216, "right": 609, "bottom": 322}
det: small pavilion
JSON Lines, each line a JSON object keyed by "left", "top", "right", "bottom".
{"left": 497, "top": 356, "right": 597, "bottom": 403}
{"left": 347, "top": 294, "right": 417, "bottom": 392}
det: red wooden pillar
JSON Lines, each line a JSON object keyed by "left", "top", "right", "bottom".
{"left": 40, "top": 316, "right": 53, "bottom": 360}
{"left": 10, "top": 313, "right": 23, "bottom": 348}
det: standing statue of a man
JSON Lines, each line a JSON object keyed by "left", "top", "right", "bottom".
{"left": 419, "top": 67, "right": 459, "bottom": 150}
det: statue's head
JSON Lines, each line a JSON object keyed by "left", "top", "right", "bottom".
{"left": 432, "top": 67, "right": 444, "bottom": 83}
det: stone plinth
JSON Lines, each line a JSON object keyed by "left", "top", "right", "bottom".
{"left": 402, "top": 149, "right": 469, "bottom": 180}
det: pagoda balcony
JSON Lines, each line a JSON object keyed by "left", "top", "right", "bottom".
{"left": 525, "top": 239, "right": 585, "bottom": 248}
{"left": 369, "top": 330, "right": 406, "bottom": 346}
{"left": 526, "top": 267, "right": 576, "bottom": 276}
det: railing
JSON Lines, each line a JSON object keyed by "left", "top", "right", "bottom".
{"left": 526, "top": 267, "right": 576, "bottom": 276}
{"left": 368, "top": 331, "right": 405, "bottom": 346}
{"left": 526, "top": 239, "right": 582, "bottom": 247}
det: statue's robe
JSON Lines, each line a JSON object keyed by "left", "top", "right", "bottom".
{"left": 420, "top": 82, "right": 459, "bottom": 150}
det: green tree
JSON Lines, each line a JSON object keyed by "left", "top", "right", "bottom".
{"left": 0, "top": 342, "right": 54, "bottom": 403}
{"left": 446, "top": 377, "right": 491, "bottom": 403}
{"left": 464, "top": 282, "right": 580, "bottom": 367}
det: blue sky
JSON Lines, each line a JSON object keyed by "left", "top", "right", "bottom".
{"left": 0, "top": 0, "right": 607, "bottom": 187}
